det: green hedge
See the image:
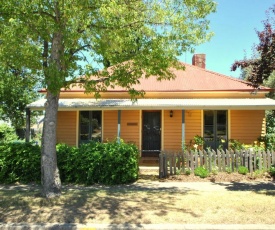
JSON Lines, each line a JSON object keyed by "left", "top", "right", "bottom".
{"left": 0, "top": 142, "right": 41, "bottom": 183}
{"left": 0, "top": 140, "right": 139, "bottom": 185}
{"left": 57, "top": 140, "right": 139, "bottom": 185}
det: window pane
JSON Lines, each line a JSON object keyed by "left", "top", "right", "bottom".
{"left": 203, "top": 110, "right": 228, "bottom": 150}
{"left": 79, "top": 111, "right": 102, "bottom": 144}
{"left": 217, "top": 111, "right": 226, "bottom": 124}
{"left": 204, "top": 111, "right": 214, "bottom": 125}
{"left": 204, "top": 111, "right": 214, "bottom": 140}
{"left": 217, "top": 111, "right": 227, "bottom": 141}
{"left": 91, "top": 111, "right": 102, "bottom": 142}
{"left": 80, "top": 111, "right": 90, "bottom": 141}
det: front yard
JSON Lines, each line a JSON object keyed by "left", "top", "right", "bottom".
{"left": 1, "top": 176, "right": 275, "bottom": 224}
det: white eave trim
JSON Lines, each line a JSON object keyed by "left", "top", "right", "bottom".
{"left": 27, "top": 98, "right": 275, "bottom": 111}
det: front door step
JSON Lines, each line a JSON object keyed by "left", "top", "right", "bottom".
{"left": 139, "top": 157, "right": 159, "bottom": 166}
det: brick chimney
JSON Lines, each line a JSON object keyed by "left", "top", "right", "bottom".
{"left": 192, "top": 54, "right": 206, "bottom": 69}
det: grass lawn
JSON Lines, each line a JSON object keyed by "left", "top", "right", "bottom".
{"left": 1, "top": 181, "right": 275, "bottom": 224}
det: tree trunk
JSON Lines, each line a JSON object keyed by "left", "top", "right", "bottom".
{"left": 40, "top": 7, "right": 64, "bottom": 197}
{"left": 41, "top": 91, "right": 61, "bottom": 198}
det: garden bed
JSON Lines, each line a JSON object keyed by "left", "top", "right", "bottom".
{"left": 163, "top": 172, "right": 274, "bottom": 182}
{"left": 138, "top": 167, "right": 275, "bottom": 183}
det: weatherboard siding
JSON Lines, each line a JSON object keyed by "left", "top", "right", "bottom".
{"left": 230, "top": 110, "right": 266, "bottom": 144}
{"left": 121, "top": 110, "right": 140, "bottom": 147}
{"left": 56, "top": 111, "right": 77, "bottom": 146}
{"left": 185, "top": 110, "right": 202, "bottom": 147}
{"left": 103, "top": 110, "right": 118, "bottom": 142}
{"left": 163, "top": 110, "right": 182, "bottom": 150}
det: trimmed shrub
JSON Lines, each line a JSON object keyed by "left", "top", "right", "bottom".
{"left": 0, "top": 142, "right": 40, "bottom": 183}
{"left": 57, "top": 140, "right": 140, "bottom": 185}
{"left": 56, "top": 143, "right": 81, "bottom": 183}
{"left": 194, "top": 166, "right": 209, "bottom": 178}
{"left": 0, "top": 140, "right": 139, "bottom": 185}
{"left": 96, "top": 141, "right": 139, "bottom": 185}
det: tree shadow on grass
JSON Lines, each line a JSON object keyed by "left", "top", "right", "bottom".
{"left": 96, "top": 188, "right": 200, "bottom": 225}
{"left": 0, "top": 183, "right": 199, "bottom": 224}
{"left": 213, "top": 181, "right": 275, "bottom": 195}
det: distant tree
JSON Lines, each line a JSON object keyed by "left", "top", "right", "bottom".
{"left": 0, "top": 66, "right": 40, "bottom": 129}
{"left": 232, "top": 5, "right": 275, "bottom": 88}
{"left": 0, "top": 0, "right": 216, "bottom": 198}
{"left": 264, "top": 71, "right": 275, "bottom": 99}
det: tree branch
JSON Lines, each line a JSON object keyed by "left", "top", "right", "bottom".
{"left": 68, "top": 44, "right": 92, "bottom": 58}
{"left": 64, "top": 76, "right": 110, "bottom": 88}
{"left": 32, "top": 10, "right": 56, "bottom": 22}
{"left": 43, "top": 40, "right": 49, "bottom": 69}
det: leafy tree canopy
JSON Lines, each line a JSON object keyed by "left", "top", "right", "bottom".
{"left": 0, "top": 0, "right": 216, "bottom": 95}
{"left": 232, "top": 5, "right": 275, "bottom": 88}
{"left": 0, "top": 0, "right": 216, "bottom": 198}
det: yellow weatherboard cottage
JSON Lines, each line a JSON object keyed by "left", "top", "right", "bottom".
{"left": 28, "top": 54, "right": 275, "bottom": 159}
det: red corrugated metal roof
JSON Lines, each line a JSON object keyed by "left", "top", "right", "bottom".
{"left": 63, "top": 62, "right": 270, "bottom": 92}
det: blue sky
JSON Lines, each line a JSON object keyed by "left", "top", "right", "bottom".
{"left": 182, "top": 0, "right": 274, "bottom": 78}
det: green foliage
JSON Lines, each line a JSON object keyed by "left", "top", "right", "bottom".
{"left": 232, "top": 6, "right": 275, "bottom": 88}
{"left": 176, "top": 169, "right": 182, "bottom": 175}
{"left": 56, "top": 143, "right": 81, "bottom": 183}
{"left": 194, "top": 135, "right": 205, "bottom": 146}
{"left": 211, "top": 166, "right": 218, "bottom": 175}
{"left": 0, "top": 142, "right": 41, "bottom": 183}
{"left": 225, "top": 166, "right": 232, "bottom": 174}
{"left": 264, "top": 71, "right": 275, "bottom": 99}
{"left": 194, "top": 166, "right": 209, "bottom": 178}
{"left": 187, "top": 135, "right": 205, "bottom": 151}
{"left": 184, "top": 168, "right": 191, "bottom": 175}
{"left": 266, "top": 110, "right": 275, "bottom": 133}
{"left": 0, "top": 67, "right": 40, "bottom": 129}
{"left": 0, "top": 0, "right": 216, "bottom": 97}
{"left": 0, "top": 140, "right": 139, "bottom": 185}
{"left": 0, "top": 124, "right": 18, "bottom": 143}
{"left": 229, "top": 139, "right": 243, "bottom": 151}
{"left": 260, "top": 110, "right": 275, "bottom": 151}
{"left": 269, "top": 164, "right": 275, "bottom": 177}
{"left": 238, "top": 166, "right": 249, "bottom": 175}
{"left": 251, "top": 169, "right": 264, "bottom": 179}
{"left": 57, "top": 140, "right": 139, "bottom": 185}
{"left": 0, "top": 0, "right": 216, "bottom": 195}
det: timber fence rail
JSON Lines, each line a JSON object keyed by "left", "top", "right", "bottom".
{"left": 159, "top": 149, "right": 275, "bottom": 178}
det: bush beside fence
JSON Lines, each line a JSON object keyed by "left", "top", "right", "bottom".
{"left": 159, "top": 149, "right": 275, "bottom": 178}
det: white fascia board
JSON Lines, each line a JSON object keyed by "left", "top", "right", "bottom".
{"left": 27, "top": 98, "right": 275, "bottom": 111}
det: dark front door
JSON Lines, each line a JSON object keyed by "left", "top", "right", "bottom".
{"left": 142, "top": 111, "right": 161, "bottom": 157}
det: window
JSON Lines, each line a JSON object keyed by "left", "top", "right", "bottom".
{"left": 79, "top": 111, "right": 102, "bottom": 145}
{"left": 204, "top": 110, "right": 227, "bottom": 150}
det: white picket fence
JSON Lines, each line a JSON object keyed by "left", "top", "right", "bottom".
{"left": 159, "top": 149, "right": 275, "bottom": 178}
